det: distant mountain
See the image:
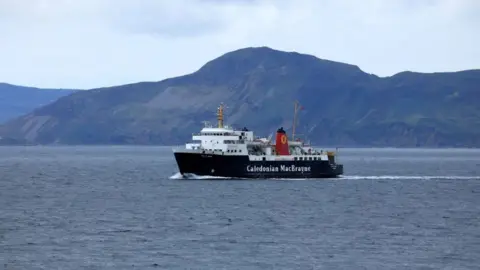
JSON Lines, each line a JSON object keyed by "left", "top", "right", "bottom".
{"left": 0, "top": 47, "right": 479, "bottom": 147}
{"left": 0, "top": 83, "right": 76, "bottom": 123}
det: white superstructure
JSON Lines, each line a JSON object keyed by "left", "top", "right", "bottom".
{"left": 176, "top": 103, "right": 336, "bottom": 162}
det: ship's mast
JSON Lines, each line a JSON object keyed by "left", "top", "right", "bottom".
{"left": 217, "top": 103, "right": 224, "bottom": 128}
{"left": 292, "top": 100, "right": 299, "bottom": 140}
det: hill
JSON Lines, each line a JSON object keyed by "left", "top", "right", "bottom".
{"left": 0, "top": 47, "right": 479, "bottom": 147}
{"left": 0, "top": 83, "right": 76, "bottom": 123}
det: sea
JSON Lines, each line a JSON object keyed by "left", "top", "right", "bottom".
{"left": 1, "top": 146, "right": 479, "bottom": 269}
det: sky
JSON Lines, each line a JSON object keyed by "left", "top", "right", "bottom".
{"left": 0, "top": 0, "right": 479, "bottom": 89}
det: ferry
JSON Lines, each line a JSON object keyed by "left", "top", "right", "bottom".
{"left": 173, "top": 102, "right": 344, "bottom": 179}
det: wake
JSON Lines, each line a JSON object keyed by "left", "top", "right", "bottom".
{"left": 169, "top": 172, "right": 480, "bottom": 181}
{"left": 340, "top": 175, "right": 480, "bottom": 180}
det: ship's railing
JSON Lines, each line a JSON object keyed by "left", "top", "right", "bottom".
{"left": 192, "top": 132, "right": 236, "bottom": 136}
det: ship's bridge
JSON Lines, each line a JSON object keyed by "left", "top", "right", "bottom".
{"left": 199, "top": 127, "right": 234, "bottom": 135}
{"left": 186, "top": 104, "right": 254, "bottom": 153}
{"left": 192, "top": 126, "right": 254, "bottom": 145}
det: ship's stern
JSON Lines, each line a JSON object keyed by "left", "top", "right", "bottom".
{"left": 333, "top": 163, "right": 344, "bottom": 176}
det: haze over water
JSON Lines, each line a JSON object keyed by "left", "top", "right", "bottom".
{"left": 1, "top": 146, "right": 479, "bottom": 269}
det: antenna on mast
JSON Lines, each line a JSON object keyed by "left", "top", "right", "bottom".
{"left": 216, "top": 102, "right": 232, "bottom": 128}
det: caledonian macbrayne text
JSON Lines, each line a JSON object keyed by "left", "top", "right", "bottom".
{"left": 246, "top": 165, "right": 311, "bottom": 172}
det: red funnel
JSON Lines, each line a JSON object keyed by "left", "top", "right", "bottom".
{"left": 275, "top": 127, "right": 289, "bottom": 155}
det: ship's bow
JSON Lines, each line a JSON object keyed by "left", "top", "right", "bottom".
{"left": 173, "top": 150, "right": 215, "bottom": 176}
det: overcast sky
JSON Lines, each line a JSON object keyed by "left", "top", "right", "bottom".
{"left": 0, "top": 0, "right": 478, "bottom": 89}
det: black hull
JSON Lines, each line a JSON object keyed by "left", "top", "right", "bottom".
{"left": 174, "top": 152, "right": 343, "bottom": 179}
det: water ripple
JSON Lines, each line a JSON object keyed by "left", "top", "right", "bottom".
{"left": 1, "top": 146, "right": 479, "bottom": 269}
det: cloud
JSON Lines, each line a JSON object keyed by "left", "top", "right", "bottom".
{"left": 108, "top": 0, "right": 226, "bottom": 37}
{"left": 0, "top": 0, "right": 478, "bottom": 89}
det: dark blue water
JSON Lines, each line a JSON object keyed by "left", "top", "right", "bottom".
{"left": 1, "top": 146, "right": 479, "bottom": 269}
